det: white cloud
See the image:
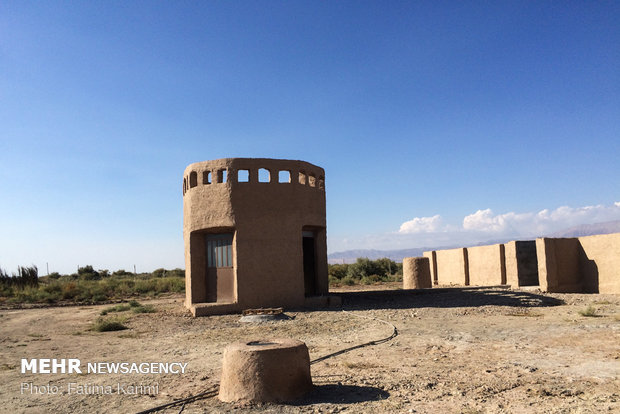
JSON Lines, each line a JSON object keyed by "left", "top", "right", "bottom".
{"left": 463, "top": 209, "right": 505, "bottom": 232}
{"left": 328, "top": 202, "right": 620, "bottom": 253}
{"left": 335, "top": 201, "right": 620, "bottom": 253}
{"left": 399, "top": 215, "right": 444, "bottom": 234}
{"left": 462, "top": 203, "right": 620, "bottom": 235}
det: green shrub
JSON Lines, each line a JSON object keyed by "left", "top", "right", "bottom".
{"left": 374, "top": 258, "right": 398, "bottom": 277}
{"left": 328, "top": 264, "right": 349, "bottom": 280}
{"left": 361, "top": 274, "right": 386, "bottom": 285}
{"left": 92, "top": 317, "right": 128, "bottom": 332}
{"left": 132, "top": 304, "right": 155, "bottom": 314}
{"left": 341, "top": 276, "right": 356, "bottom": 286}
{"left": 38, "top": 291, "right": 59, "bottom": 303}
{"left": 152, "top": 268, "right": 166, "bottom": 278}
{"left": 167, "top": 268, "right": 185, "bottom": 278}
{"left": 61, "top": 282, "right": 80, "bottom": 300}
{"left": 346, "top": 257, "right": 397, "bottom": 280}
{"left": 0, "top": 284, "right": 14, "bottom": 298}
{"left": 1, "top": 268, "right": 185, "bottom": 304}
{"left": 92, "top": 293, "right": 107, "bottom": 302}
{"left": 78, "top": 265, "right": 100, "bottom": 281}
{"left": 390, "top": 273, "right": 402, "bottom": 282}
{"left": 43, "top": 282, "right": 62, "bottom": 295}
{"left": 100, "top": 304, "right": 131, "bottom": 315}
{"left": 114, "top": 280, "right": 134, "bottom": 296}
{"left": 156, "top": 277, "right": 185, "bottom": 293}
{"left": 133, "top": 280, "right": 153, "bottom": 294}
{"left": 328, "top": 258, "right": 402, "bottom": 286}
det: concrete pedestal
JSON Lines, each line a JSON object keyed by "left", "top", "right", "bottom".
{"left": 403, "top": 257, "right": 432, "bottom": 289}
{"left": 218, "top": 338, "right": 313, "bottom": 403}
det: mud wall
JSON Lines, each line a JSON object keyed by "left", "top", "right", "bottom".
{"left": 536, "top": 238, "right": 581, "bottom": 293}
{"left": 423, "top": 251, "right": 438, "bottom": 285}
{"left": 577, "top": 233, "right": 620, "bottom": 294}
{"left": 434, "top": 248, "right": 469, "bottom": 286}
{"left": 467, "top": 244, "right": 506, "bottom": 286}
{"left": 425, "top": 233, "right": 620, "bottom": 294}
{"left": 537, "top": 233, "right": 620, "bottom": 294}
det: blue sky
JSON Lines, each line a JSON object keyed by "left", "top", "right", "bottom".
{"left": 1, "top": 1, "right": 619, "bottom": 274}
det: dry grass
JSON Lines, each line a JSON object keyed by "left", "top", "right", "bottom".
{"left": 118, "top": 332, "right": 140, "bottom": 339}
{"left": 0, "top": 363, "right": 16, "bottom": 371}
{"left": 91, "top": 316, "right": 128, "bottom": 332}
{"left": 505, "top": 309, "right": 544, "bottom": 317}
{"left": 578, "top": 305, "right": 600, "bottom": 317}
{"left": 341, "top": 361, "right": 380, "bottom": 370}
{"left": 100, "top": 301, "right": 156, "bottom": 315}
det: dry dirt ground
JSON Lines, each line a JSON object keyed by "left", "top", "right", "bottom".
{"left": 1, "top": 285, "right": 619, "bottom": 414}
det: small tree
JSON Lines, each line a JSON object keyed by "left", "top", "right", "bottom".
{"left": 328, "top": 264, "right": 349, "bottom": 280}
{"left": 374, "top": 257, "right": 398, "bottom": 276}
{"left": 347, "top": 258, "right": 382, "bottom": 280}
{"left": 152, "top": 268, "right": 166, "bottom": 278}
{"left": 48, "top": 272, "right": 61, "bottom": 280}
{"left": 167, "top": 268, "right": 185, "bottom": 278}
{"left": 78, "top": 265, "right": 100, "bottom": 280}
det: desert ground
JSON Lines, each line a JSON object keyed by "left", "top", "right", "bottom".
{"left": 1, "top": 285, "right": 619, "bottom": 414}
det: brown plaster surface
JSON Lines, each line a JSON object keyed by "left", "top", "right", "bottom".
{"left": 218, "top": 338, "right": 312, "bottom": 403}
{"left": 504, "top": 241, "right": 519, "bottom": 288}
{"left": 537, "top": 238, "right": 582, "bottom": 293}
{"left": 433, "top": 248, "right": 469, "bottom": 286}
{"left": 576, "top": 233, "right": 620, "bottom": 294}
{"left": 425, "top": 233, "right": 620, "bottom": 294}
{"left": 403, "top": 257, "right": 432, "bottom": 289}
{"left": 183, "top": 158, "right": 328, "bottom": 315}
{"left": 467, "top": 244, "right": 506, "bottom": 286}
{"left": 423, "top": 251, "right": 438, "bottom": 285}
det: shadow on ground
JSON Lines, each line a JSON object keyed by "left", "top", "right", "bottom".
{"left": 332, "top": 287, "right": 564, "bottom": 311}
{"left": 294, "top": 384, "right": 389, "bottom": 405}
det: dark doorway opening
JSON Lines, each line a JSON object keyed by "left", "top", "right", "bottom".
{"left": 205, "top": 233, "right": 234, "bottom": 303}
{"left": 516, "top": 241, "right": 539, "bottom": 286}
{"left": 303, "top": 231, "right": 317, "bottom": 296}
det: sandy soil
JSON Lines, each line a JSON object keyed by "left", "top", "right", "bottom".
{"left": 1, "top": 286, "right": 619, "bottom": 414}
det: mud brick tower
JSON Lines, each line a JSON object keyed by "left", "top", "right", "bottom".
{"left": 182, "top": 158, "right": 330, "bottom": 316}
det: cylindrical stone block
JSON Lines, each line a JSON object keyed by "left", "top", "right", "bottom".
{"left": 218, "top": 338, "right": 313, "bottom": 403}
{"left": 403, "top": 257, "right": 432, "bottom": 289}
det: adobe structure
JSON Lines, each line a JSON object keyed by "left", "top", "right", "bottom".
{"left": 422, "top": 232, "right": 620, "bottom": 294}
{"left": 182, "top": 158, "right": 336, "bottom": 316}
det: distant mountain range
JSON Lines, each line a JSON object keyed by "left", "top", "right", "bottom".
{"left": 328, "top": 220, "right": 620, "bottom": 264}
{"left": 545, "top": 220, "right": 620, "bottom": 238}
